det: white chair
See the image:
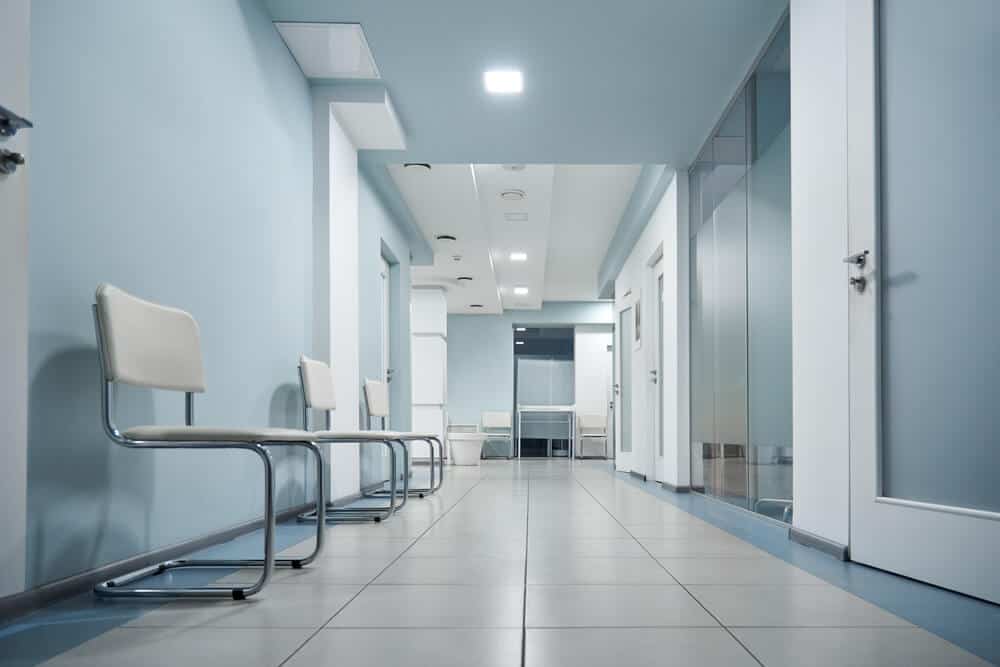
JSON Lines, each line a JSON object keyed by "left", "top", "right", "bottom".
{"left": 481, "top": 411, "right": 514, "bottom": 459}
{"left": 297, "top": 356, "right": 405, "bottom": 522}
{"left": 363, "top": 378, "right": 445, "bottom": 498}
{"left": 91, "top": 284, "right": 326, "bottom": 600}
{"left": 448, "top": 423, "right": 487, "bottom": 466}
{"left": 577, "top": 413, "right": 609, "bottom": 459}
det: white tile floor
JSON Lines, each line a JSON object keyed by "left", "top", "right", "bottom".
{"left": 40, "top": 461, "right": 989, "bottom": 666}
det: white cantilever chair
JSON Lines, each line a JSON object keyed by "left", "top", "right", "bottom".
{"left": 481, "top": 411, "right": 514, "bottom": 459}
{"left": 297, "top": 356, "right": 404, "bottom": 522}
{"left": 362, "top": 379, "right": 445, "bottom": 498}
{"left": 92, "top": 284, "right": 326, "bottom": 600}
{"left": 577, "top": 413, "right": 609, "bottom": 459}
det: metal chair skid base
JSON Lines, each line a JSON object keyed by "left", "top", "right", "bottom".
{"left": 297, "top": 436, "right": 402, "bottom": 524}
{"left": 364, "top": 435, "right": 445, "bottom": 499}
{"left": 91, "top": 290, "right": 326, "bottom": 600}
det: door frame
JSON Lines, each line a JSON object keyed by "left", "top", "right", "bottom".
{"left": 651, "top": 256, "right": 666, "bottom": 482}
{"left": 846, "top": 0, "right": 1000, "bottom": 603}
{"left": 614, "top": 299, "right": 636, "bottom": 473}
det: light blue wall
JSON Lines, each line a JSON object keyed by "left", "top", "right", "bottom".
{"left": 357, "top": 173, "right": 412, "bottom": 487}
{"left": 447, "top": 302, "right": 613, "bottom": 423}
{"left": 27, "top": 0, "right": 313, "bottom": 587}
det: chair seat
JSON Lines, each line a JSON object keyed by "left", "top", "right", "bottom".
{"left": 447, "top": 432, "right": 489, "bottom": 441}
{"left": 123, "top": 425, "right": 316, "bottom": 443}
{"left": 309, "top": 430, "right": 406, "bottom": 441}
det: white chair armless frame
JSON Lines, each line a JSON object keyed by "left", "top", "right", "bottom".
{"left": 92, "top": 284, "right": 326, "bottom": 600}
{"left": 296, "top": 357, "right": 406, "bottom": 522}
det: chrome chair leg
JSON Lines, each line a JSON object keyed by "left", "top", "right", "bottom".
{"left": 300, "top": 440, "right": 398, "bottom": 523}
{"left": 94, "top": 443, "right": 278, "bottom": 600}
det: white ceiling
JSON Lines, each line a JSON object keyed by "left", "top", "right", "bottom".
{"left": 388, "top": 163, "right": 641, "bottom": 313}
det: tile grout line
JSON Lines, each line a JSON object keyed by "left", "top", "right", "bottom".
{"left": 276, "top": 475, "right": 487, "bottom": 667}
{"left": 571, "top": 469, "right": 768, "bottom": 667}
{"left": 520, "top": 473, "right": 530, "bottom": 667}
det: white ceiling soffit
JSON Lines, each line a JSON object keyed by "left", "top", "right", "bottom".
{"left": 391, "top": 164, "right": 639, "bottom": 314}
{"left": 330, "top": 89, "right": 406, "bottom": 150}
{"left": 387, "top": 164, "right": 503, "bottom": 314}
{"left": 274, "top": 22, "right": 380, "bottom": 79}
{"left": 544, "top": 165, "right": 642, "bottom": 301}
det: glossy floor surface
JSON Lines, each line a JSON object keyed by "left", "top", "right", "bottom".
{"left": 1, "top": 461, "right": 994, "bottom": 666}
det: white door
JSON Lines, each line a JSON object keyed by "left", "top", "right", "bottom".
{"left": 380, "top": 256, "right": 391, "bottom": 386}
{"left": 652, "top": 261, "right": 666, "bottom": 481}
{"left": 615, "top": 306, "right": 633, "bottom": 472}
{"left": 847, "top": 0, "right": 1000, "bottom": 603}
{"left": 0, "top": 0, "right": 31, "bottom": 599}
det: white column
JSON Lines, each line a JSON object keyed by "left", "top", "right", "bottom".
{"left": 313, "top": 96, "right": 361, "bottom": 501}
{"left": 0, "top": 0, "right": 30, "bottom": 597}
{"left": 410, "top": 287, "right": 448, "bottom": 460}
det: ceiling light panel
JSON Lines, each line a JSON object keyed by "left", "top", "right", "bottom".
{"left": 513, "top": 287, "right": 529, "bottom": 296}
{"left": 274, "top": 23, "right": 380, "bottom": 79}
{"left": 484, "top": 70, "right": 523, "bottom": 94}
{"left": 509, "top": 252, "right": 528, "bottom": 262}
{"left": 504, "top": 212, "right": 529, "bottom": 223}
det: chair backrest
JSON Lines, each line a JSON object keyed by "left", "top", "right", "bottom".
{"left": 299, "top": 355, "right": 336, "bottom": 411}
{"left": 363, "top": 379, "right": 390, "bottom": 419}
{"left": 482, "top": 411, "right": 512, "bottom": 430}
{"left": 578, "top": 413, "right": 607, "bottom": 434}
{"left": 94, "top": 284, "right": 205, "bottom": 392}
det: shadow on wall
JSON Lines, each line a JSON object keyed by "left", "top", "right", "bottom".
{"left": 268, "top": 382, "right": 309, "bottom": 506}
{"left": 27, "top": 338, "right": 154, "bottom": 588}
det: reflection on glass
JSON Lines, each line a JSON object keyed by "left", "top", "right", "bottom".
{"left": 689, "top": 18, "right": 792, "bottom": 522}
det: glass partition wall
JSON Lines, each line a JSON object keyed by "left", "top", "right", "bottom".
{"left": 689, "top": 19, "right": 792, "bottom": 522}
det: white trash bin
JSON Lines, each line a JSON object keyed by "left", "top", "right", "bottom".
{"left": 449, "top": 433, "right": 486, "bottom": 466}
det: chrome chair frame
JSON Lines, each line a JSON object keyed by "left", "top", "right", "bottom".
{"left": 92, "top": 306, "right": 326, "bottom": 600}
{"left": 296, "top": 366, "right": 403, "bottom": 523}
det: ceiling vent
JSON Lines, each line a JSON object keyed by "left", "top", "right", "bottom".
{"left": 503, "top": 164, "right": 526, "bottom": 172}
{"left": 469, "top": 304, "right": 484, "bottom": 309}
{"left": 273, "top": 23, "right": 380, "bottom": 79}
{"left": 504, "top": 212, "right": 529, "bottom": 223}
{"left": 500, "top": 189, "right": 526, "bottom": 202}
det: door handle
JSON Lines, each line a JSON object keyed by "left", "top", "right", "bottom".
{"left": 843, "top": 250, "right": 870, "bottom": 269}
{"left": 649, "top": 369, "right": 658, "bottom": 384}
{"left": 386, "top": 368, "right": 395, "bottom": 383}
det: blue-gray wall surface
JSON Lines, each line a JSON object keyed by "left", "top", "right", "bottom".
{"left": 447, "top": 303, "right": 614, "bottom": 423}
{"left": 27, "top": 0, "right": 314, "bottom": 587}
{"left": 357, "top": 172, "right": 412, "bottom": 487}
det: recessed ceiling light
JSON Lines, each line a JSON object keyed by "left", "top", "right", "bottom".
{"left": 451, "top": 254, "right": 463, "bottom": 262}
{"left": 456, "top": 276, "right": 473, "bottom": 282}
{"left": 470, "top": 304, "right": 484, "bottom": 309}
{"left": 513, "top": 287, "right": 529, "bottom": 296}
{"left": 484, "top": 69, "right": 523, "bottom": 94}
{"left": 515, "top": 327, "right": 527, "bottom": 332}
{"left": 504, "top": 212, "right": 529, "bottom": 223}
{"left": 404, "top": 162, "right": 432, "bottom": 170}
{"left": 436, "top": 234, "right": 457, "bottom": 242}
{"left": 500, "top": 189, "right": 526, "bottom": 201}
{"left": 503, "top": 164, "right": 526, "bottom": 171}
{"left": 515, "top": 341, "right": 525, "bottom": 345}
{"left": 509, "top": 251, "right": 527, "bottom": 262}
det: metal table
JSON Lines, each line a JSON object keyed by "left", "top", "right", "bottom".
{"left": 516, "top": 404, "right": 576, "bottom": 459}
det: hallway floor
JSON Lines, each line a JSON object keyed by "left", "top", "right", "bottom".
{"left": 4, "top": 461, "right": 992, "bottom": 666}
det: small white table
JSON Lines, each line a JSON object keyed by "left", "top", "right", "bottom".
{"left": 516, "top": 404, "right": 576, "bottom": 459}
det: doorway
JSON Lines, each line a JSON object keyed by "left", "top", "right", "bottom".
{"left": 846, "top": 0, "right": 1000, "bottom": 603}
{"left": 513, "top": 327, "right": 575, "bottom": 458}
{"left": 615, "top": 306, "right": 633, "bottom": 472}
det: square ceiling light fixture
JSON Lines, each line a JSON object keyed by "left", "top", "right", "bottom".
{"left": 513, "top": 287, "right": 529, "bottom": 296}
{"left": 509, "top": 251, "right": 528, "bottom": 262}
{"left": 274, "top": 22, "right": 380, "bottom": 79}
{"left": 484, "top": 69, "right": 523, "bottom": 94}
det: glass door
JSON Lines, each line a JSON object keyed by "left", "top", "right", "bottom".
{"left": 847, "top": 0, "right": 1000, "bottom": 603}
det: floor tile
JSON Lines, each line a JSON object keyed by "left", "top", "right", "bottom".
{"left": 40, "top": 627, "right": 311, "bottom": 666}
{"left": 405, "top": 537, "right": 527, "bottom": 559}
{"left": 657, "top": 556, "right": 827, "bottom": 585}
{"left": 524, "top": 628, "right": 759, "bottom": 667}
{"left": 374, "top": 557, "right": 525, "bottom": 586}
{"left": 328, "top": 585, "right": 523, "bottom": 628}
{"left": 734, "top": 627, "right": 991, "bottom": 666}
{"left": 528, "top": 538, "right": 649, "bottom": 558}
{"left": 528, "top": 557, "right": 675, "bottom": 585}
{"left": 526, "top": 585, "right": 718, "bottom": 627}
{"left": 639, "top": 536, "right": 770, "bottom": 558}
{"left": 279, "top": 538, "right": 413, "bottom": 560}
{"left": 285, "top": 628, "right": 522, "bottom": 667}
{"left": 689, "top": 584, "right": 912, "bottom": 627}
{"left": 218, "top": 558, "right": 392, "bottom": 586}
{"left": 125, "top": 584, "right": 362, "bottom": 628}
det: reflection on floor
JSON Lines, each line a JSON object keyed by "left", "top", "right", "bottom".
{"left": 0, "top": 461, "right": 994, "bottom": 666}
